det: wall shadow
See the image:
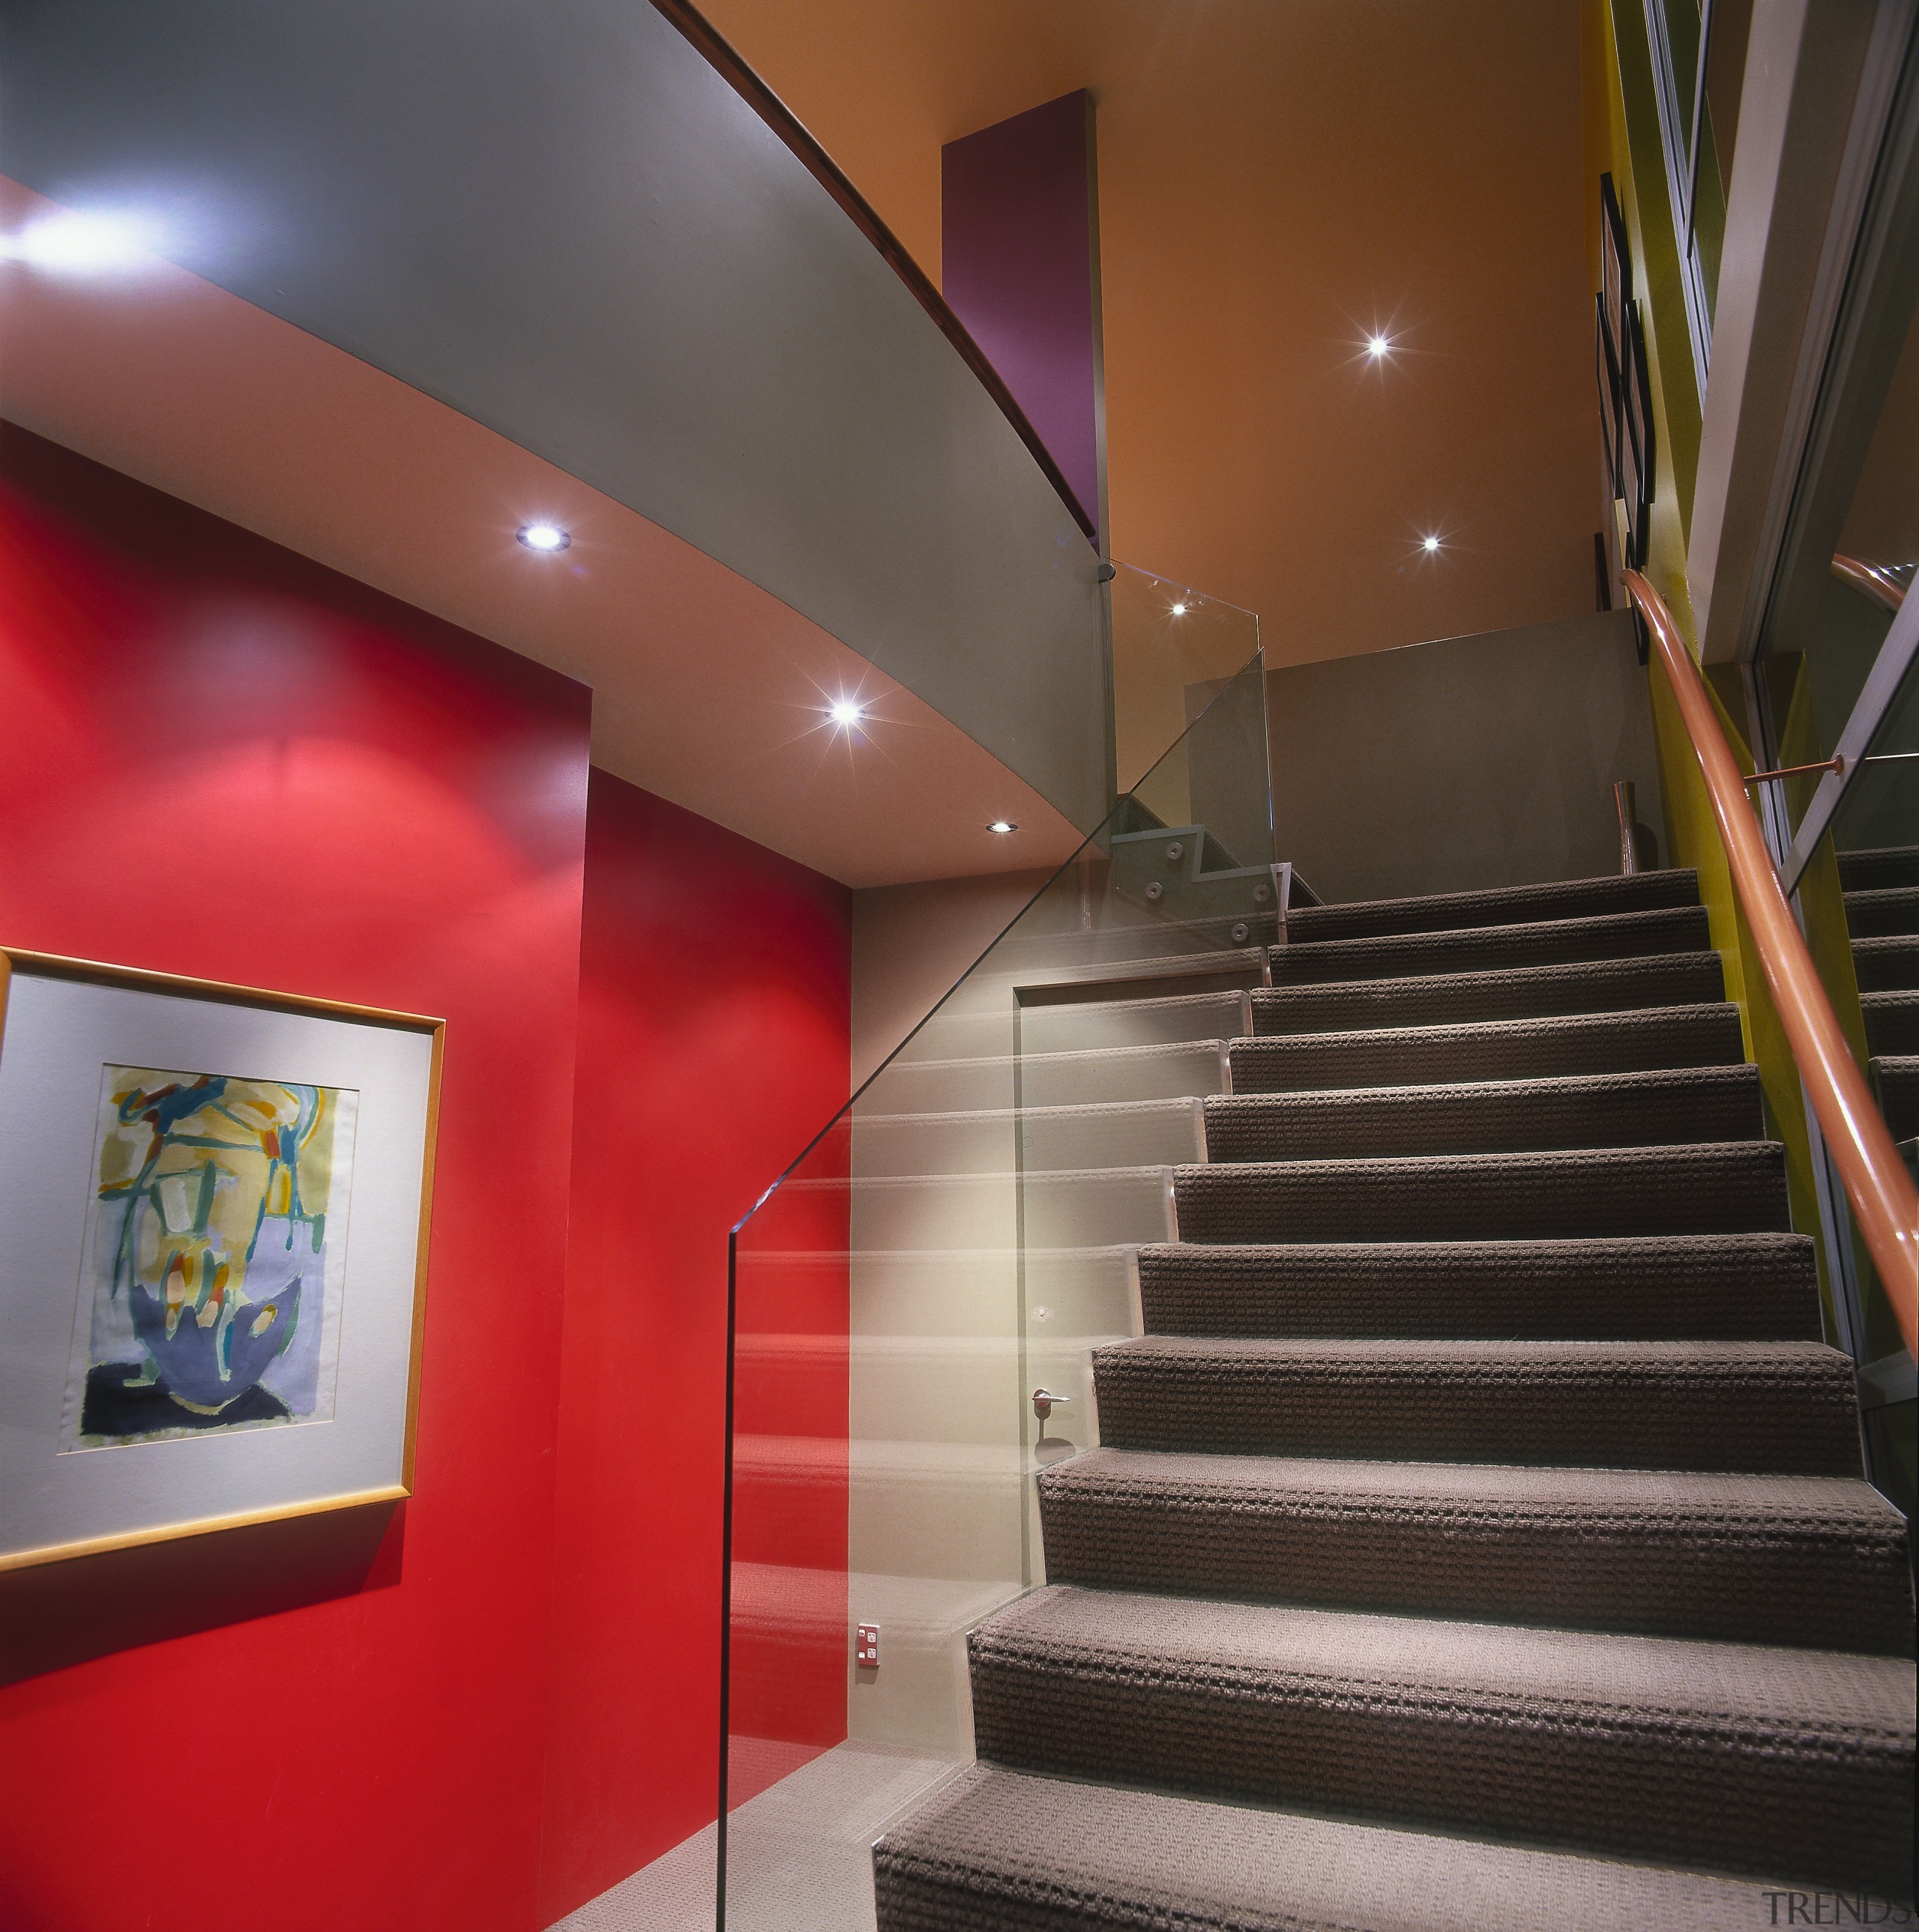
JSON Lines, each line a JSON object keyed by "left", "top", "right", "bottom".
{"left": 0, "top": 1499, "right": 404, "bottom": 1685}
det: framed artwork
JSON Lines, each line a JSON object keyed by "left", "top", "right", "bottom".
{"left": 1595, "top": 291, "right": 1623, "bottom": 501}
{"left": 1599, "top": 172, "right": 1630, "bottom": 367}
{"left": 1620, "top": 300, "right": 1657, "bottom": 567}
{"left": 0, "top": 949, "right": 442, "bottom": 1571}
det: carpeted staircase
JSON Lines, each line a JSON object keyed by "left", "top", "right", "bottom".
{"left": 1844, "top": 845, "right": 1919, "bottom": 1147}
{"left": 873, "top": 867, "right": 1915, "bottom": 1929}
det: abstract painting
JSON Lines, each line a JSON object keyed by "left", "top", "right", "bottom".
{"left": 60, "top": 1065, "right": 360, "bottom": 1450}
{"left": 0, "top": 948, "right": 439, "bottom": 1573}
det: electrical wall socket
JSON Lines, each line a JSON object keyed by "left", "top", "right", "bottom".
{"left": 854, "top": 1622, "right": 880, "bottom": 1667}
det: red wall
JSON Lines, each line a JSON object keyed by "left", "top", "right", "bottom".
{"left": 0, "top": 428, "right": 855, "bottom": 1930}
{"left": 537, "top": 772, "right": 850, "bottom": 1924}
{"left": 0, "top": 426, "right": 590, "bottom": 1931}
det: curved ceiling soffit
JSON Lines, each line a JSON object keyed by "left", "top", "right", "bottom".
{"left": 0, "top": 0, "right": 1109, "bottom": 835}
{"left": 0, "top": 175, "right": 1085, "bottom": 891}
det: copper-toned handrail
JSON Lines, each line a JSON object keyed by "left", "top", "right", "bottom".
{"left": 1831, "top": 553, "right": 1909, "bottom": 615}
{"left": 648, "top": 0, "right": 1100, "bottom": 544}
{"left": 1625, "top": 569, "right": 1918, "bottom": 1359}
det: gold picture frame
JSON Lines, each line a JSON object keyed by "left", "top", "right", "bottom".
{"left": 0, "top": 947, "right": 442, "bottom": 1569}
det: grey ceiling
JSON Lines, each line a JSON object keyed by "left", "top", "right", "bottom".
{"left": 0, "top": 0, "right": 1109, "bottom": 830}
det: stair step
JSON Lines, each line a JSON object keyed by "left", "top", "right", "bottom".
{"left": 1015, "top": 946, "right": 1268, "bottom": 1006}
{"left": 1253, "top": 951, "right": 1727, "bottom": 1035}
{"left": 1016, "top": 987, "right": 1249, "bottom": 1055}
{"left": 1173, "top": 1141, "right": 1789, "bottom": 1243}
{"left": 1861, "top": 990, "right": 1919, "bottom": 1057}
{"left": 965, "top": 1587, "right": 1914, "bottom": 1893}
{"left": 1845, "top": 885, "right": 1919, "bottom": 938}
{"left": 1135, "top": 1232, "right": 1822, "bottom": 1340}
{"left": 1038, "top": 1449, "right": 1913, "bottom": 1653}
{"left": 1284, "top": 869, "right": 1699, "bottom": 944}
{"left": 1871, "top": 1054, "right": 1919, "bottom": 1141}
{"left": 1232, "top": 1003, "right": 1744, "bottom": 1090}
{"left": 1090, "top": 1336, "right": 1862, "bottom": 1473}
{"left": 1270, "top": 904, "right": 1710, "bottom": 985}
{"left": 992, "top": 919, "right": 1271, "bottom": 978}
{"left": 1205, "top": 1066, "right": 1762, "bottom": 1161}
{"left": 900, "top": 987, "right": 1244, "bottom": 1063}
{"left": 1838, "top": 844, "right": 1919, "bottom": 892}
{"left": 852, "top": 1097, "right": 1201, "bottom": 1176}
{"left": 873, "top": 1763, "right": 1795, "bottom": 1932}
{"left": 849, "top": 1163, "right": 1175, "bottom": 1252}
{"left": 1850, "top": 933, "right": 1919, "bottom": 993}
{"left": 866, "top": 1038, "right": 1226, "bottom": 1114}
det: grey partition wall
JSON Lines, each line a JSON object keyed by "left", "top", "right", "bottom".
{"left": 0, "top": 0, "right": 1109, "bottom": 831}
{"left": 1265, "top": 611, "right": 1667, "bottom": 904}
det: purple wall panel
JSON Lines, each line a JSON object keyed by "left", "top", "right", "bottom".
{"left": 942, "top": 91, "right": 1103, "bottom": 540}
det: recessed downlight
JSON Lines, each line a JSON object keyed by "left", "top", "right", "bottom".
{"left": 988, "top": 821, "right": 1017, "bottom": 834}
{"left": 828, "top": 698, "right": 866, "bottom": 729}
{"left": 517, "top": 522, "right": 570, "bottom": 552}
{"left": 1170, "top": 601, "right": 1188, "bottom": 616}
{"left": 1421, "top": 535, "right": 1441, "bottom": 553}
{"left": 1367, "top": 333, "right": 1392, "bottom": 359}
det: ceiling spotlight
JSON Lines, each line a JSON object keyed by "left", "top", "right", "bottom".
{"left": 988, "top": 820, "right": 1017, "bottom": 834}
{"left": 828, "top": 698, "right": 866, "bottom": 729}
{"left": 1367, "top": 334, "right": 1392, "bottom": 359}
{"left": 1170, "top": 601, "right": 1188, "bottom": 616}
{"left": 517, "top": 522, "right": 570, "bottom": 552}
{"left": 1421, "top": 535, "right": 1441, "bottom": 553}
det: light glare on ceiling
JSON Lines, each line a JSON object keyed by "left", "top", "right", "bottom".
{"left": 518, "top": 522, "right": 570, "bottom": 552}
{"left": 1422, "top": 535, "right": 1441, "bottom": 553}
{"left": 1170, "top": 601, "right": 1188, "bottom": 615}
{"left": 1367, "top": 334, "right": 1391, "bottom": 358}
{"left": 829, "top": 698, "right": 865, "bottom": 728}
{"left": 1, "top": 210, "right": 156, "bottom": 273}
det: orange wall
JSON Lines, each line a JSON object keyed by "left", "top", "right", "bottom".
{"left": 704, "top": 0, "right": 1595, "bottom": 666}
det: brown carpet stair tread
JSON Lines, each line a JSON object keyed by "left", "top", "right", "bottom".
{"left": 1173, "top": 1141, "right": 1791, "bottom": 1243}
{"left": 1268, "top": 904, "right": 1711, "bottom": 985}
{"left": 1842, "top": 885, "right": 1919, "bottom": 938}
{"left": 1203, "top": 1066, "right": 1762, "bottom": 1162}
{"left": 1870, "top": 1054, "right": 1919, "bottom": 1140}
{"left": 1861, "top": 989, "right": 1919, "bottom": 1056}
{"left": 1037, "top": 1447, "right": 1913, "bottom": 1653}
{"left": 1231, "top": 1003, "right": 1744, "bottom": 1090}
{"left": 1840, "top": 845, "right": 1919, "bottom": 890}
{"left": 1090, "top": 1336, "right": 1863, "bottom": 1473}
{"left": 1135, "top": 1233, "right": 1822, "bottom": 1339}
{"left": 966, "top": 1586, "right": 1915, "bottom": 1893}
{"left": 872, "top": 1762, "right": 1798, "bottom": 1932}
{"left": 1253, "top": 952, "right": 1726, "bottom": 1034}
{"left": 1849, "top": 932, "right": 1919, "bottom": 991}
{"left": 1837, "top": 845, "right": 1919, "bottom": 892}
{"left": 1283, "top": 869, "right": 1698, "bottom": 944}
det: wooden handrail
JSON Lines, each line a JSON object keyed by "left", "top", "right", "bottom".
{"left": 648, "top": 0, "right": 1100, "bottom": 546}
{"left": 1625, "top": 570, "right": 1918, "bottom": 1359}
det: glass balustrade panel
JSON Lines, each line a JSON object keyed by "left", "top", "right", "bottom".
{"left": 1791, "top": 666, "right": 1919, "bottom": 1523}
{"left": 717, "top": 576, "right": 1269, "bottom": 1930}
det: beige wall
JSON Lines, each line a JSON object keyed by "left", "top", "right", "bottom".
{"left": 704, "top": 0, "right": 1597, "bottom": 667}
{"left": 852, "top": 867, "right": 1055, "bottom": 1087}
